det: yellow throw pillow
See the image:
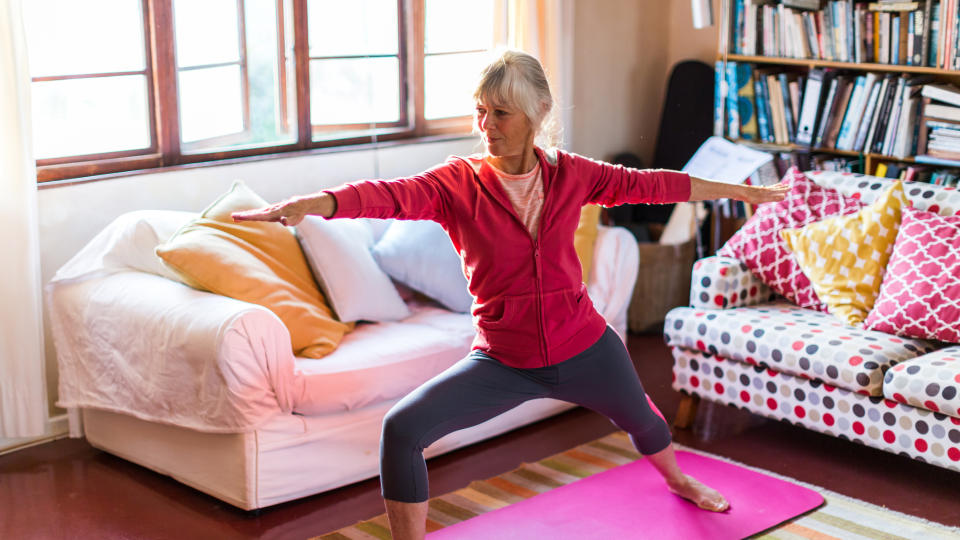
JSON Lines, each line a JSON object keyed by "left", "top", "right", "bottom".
{"left": 780, "top": 181, "right": 908, "bottom": 327}
{"left": 156, "top": 180, "right": 352, "bottom": 358}
{"left": 574, "top": 204, "right": 602, "bottom": 283}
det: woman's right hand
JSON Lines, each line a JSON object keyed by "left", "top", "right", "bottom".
{"left": 232, "top": 197, "right": 310, "bottom": 226}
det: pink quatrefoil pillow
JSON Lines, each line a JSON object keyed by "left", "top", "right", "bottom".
{"left": 717, "top": 167, "right": 864, "bottom": 311}
{"left": 864, "top": 206, "right": 960, "bottom": 343}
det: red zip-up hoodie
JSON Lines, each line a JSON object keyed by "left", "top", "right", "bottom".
{"left": 324, "top": 147, "right": 690, "bottom": 368}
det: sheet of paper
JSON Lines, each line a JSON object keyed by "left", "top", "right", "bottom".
{"left": 681, "top": 136, "right": 773, "bottom": 185}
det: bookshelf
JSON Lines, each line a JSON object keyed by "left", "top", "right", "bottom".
{"left": 717, "top": 0, "right": 960, "bottom": 180}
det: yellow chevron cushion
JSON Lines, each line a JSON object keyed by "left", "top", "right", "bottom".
{"left": 780, "top": 181, "right": 908, "bottom": 327}
{"left": 574, "top": 204, "right": 602, "bottom": 283}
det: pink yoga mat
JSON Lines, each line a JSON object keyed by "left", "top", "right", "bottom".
{"left": 427, "top": 450, "right": 823, "bottom": 540}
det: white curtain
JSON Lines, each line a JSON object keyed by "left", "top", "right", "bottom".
{"left": 0, "top": 0, "right": 47, "bottom": 438}
{"left": 507, "top": 0, "right": 573, "bottom": 149}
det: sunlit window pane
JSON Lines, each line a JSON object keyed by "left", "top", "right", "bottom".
{"left": 23, "top": 0, "right": 145, "bottom": 77}
{"left": 178, "top": 66, "right": 245, "bottom": 143}
{"left": 425, "top": 0, "right": 493, "bottom": 54}
{"left": 310, "top": 58, "right": 399, "bottom": 127}
{"left": 425, "top": 52, "right": 489, "bottom": 119}
{"left": 174, "top": 0, "right": 240, "bottom": 68}
{"left": 307, "top": 0, "right": 397, "bottom": 57}
{"left": 176, "top": 0, "right": 297, "bottom": 151}
{"left": 31, "top": 76, "right": 150, "bottom": 159}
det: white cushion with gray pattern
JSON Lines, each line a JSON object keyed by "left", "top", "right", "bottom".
{"left": 664, "top": 303, "right": 939, "bottom": 396}
{"left": 883, "top": 346, "right": 960, "bottom": 419}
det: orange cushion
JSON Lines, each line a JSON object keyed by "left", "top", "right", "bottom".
{"left": 156, "top": 181, "right": 352, "bottom": 358}
{"left": 574, "top": 204, "right": 602, "bottom": 283}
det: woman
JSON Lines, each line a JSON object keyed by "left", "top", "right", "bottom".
{"left": 235, "top": 50, "right": 788, "bottom": 539}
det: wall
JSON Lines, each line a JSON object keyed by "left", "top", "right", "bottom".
{"left": 666, "top": 0, "right": 722, "bottom": 72}
{"left": 568, "top": 0, "right": 720, "bottom": 165}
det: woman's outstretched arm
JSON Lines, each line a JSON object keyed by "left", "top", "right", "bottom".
{"left": 232, "top": 192, "right": 336, "bottom": 226}
{"left": 688, "top": 176, "right": 789, "bottom": 205}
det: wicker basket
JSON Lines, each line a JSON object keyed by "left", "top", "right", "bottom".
{"left": 628, "top": 238, "right": 696, "bottom": 333}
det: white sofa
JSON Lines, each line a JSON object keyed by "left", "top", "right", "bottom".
{"left": 47, "top": 209, "right": 640, "bottom": 510}
{"left": 665, "top": 172, "right": 960, "bottom": 473}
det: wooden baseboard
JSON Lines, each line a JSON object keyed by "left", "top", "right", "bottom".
{"left": 0, "top": 414, "right": 69, "bottom": 456}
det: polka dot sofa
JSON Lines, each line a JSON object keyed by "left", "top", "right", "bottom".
{"left": 664, "top": 171, "right": 960, "bottom": 472}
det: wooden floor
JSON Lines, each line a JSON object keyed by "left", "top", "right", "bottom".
{"left": 3, "top": 333, "right": 960, "bottom": 540}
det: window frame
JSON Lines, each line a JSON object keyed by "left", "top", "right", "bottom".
{"left": 34, "top": 0, "right": 481, "bottom": 184}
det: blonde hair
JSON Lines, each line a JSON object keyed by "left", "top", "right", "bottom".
{"left": 473, "top": 49, "right": 562, "bottom": 149}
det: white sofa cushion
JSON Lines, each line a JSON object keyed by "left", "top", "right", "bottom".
{"left": 291, "top": 301, "right": 474, "bottom": 415}
{"left": 372, "top": 219, "right": 473, "bottom": 313}
{"left": 296, "top": 215, "right": 410, "bottom": 322}
{"left": 664, "top": 303, "right": 939, "bottom": 396}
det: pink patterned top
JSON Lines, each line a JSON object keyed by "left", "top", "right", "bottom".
{"left": 469, "top": 157, "right": 544, "bottom": 236}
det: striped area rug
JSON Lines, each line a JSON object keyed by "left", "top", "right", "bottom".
{"left": 314, "top": 431, "right": 960, "bottom": 540}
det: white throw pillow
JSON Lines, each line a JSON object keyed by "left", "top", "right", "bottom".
{"left": 372, "top": 220, "right": 473, "bottom": 313}
{"left": 296, "top": 216, "right": 411, "bottom": 322}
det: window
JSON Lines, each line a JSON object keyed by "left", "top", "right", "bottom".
{"left": 24, "top": 0, "right": 503, "bottom": 183}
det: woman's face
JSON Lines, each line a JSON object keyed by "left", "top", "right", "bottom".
{"left": 475, "top": 97, "right": 535, "bottom": 158}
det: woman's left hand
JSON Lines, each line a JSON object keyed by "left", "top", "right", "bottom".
{"left": 740, "top": 181, "right": 789, "bottom": 205}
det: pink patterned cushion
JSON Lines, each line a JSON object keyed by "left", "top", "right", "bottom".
{"left": 864, "top": 206, "right": 960, "bottom": 343}
{"left": 717, "top": 167, "right": 864, "bottom": 311}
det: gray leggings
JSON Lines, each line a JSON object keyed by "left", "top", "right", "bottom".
{"left": 379, "top": 326, "right": 672, "bottom": 502}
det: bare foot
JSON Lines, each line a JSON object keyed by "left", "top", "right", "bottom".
{"left": 666, "top": 474, "right": 730, "bottom": 512}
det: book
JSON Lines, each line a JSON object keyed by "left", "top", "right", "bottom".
{"left": 915, "top": 98, "right": 960, "bottom": 153}
{"left": 922, "top": 83, "right": 960, "bottom": 107}
{"left": 879, "top": 11, "right": 890, "bottom": 63}
{"left": 767, "top": 73, "right": 787, "bottom": 143}
{"left": 788, "top": 78, "right": 802, "bottom": 122}
{"left": 726, "top": 62, "right": 740, "bottom": 139}
{"left": 885, "top": 162, "right": 904, "bottom": 178}
{"left": 891, "top": 13, "right": 901, "bottom": 64}
{"left": 778, "top": 72, "right": 797, "bottom": 141}
{"left": 825, "top": 76, "right": 855, "bottom": 148}
{"left": 921, "top": 0, "right": 933, "bottom": 67}
{"left": 736, "top": 63, "right": 759, "bottom": 140}
{"left": 924, "top": 102, "right": 960, "bottom": 121}
{"left": 868, "top": 2, "right": 921, "bottom": 11}
{"left": 898, "top": 10, "right": 910, "bottom": 64}
{"left": 930, "top": 1, "right": 940, "bottom": 66}
{"left": 754, "top": 75, "right": 772, "bottom": 142}
{"left": 881, "top": 76, "right": 907, "bottom": 156}
{"left": 714, "top": 61, "right": 726, "bottom": 136}
{"left": 796, "top": 68, "right": 828, "bottom": 146}
{"left": 870, "top": 75, "right": 900, "bottom": 153}
{"left": 836, "top": 74, "right": 865, "bottom": 150}
{"left": 814, "top": 75, "right": 840, "bottom": 147}
{"left": 893, "top": 91, "right": 920, "bottom": 157}
{"left": 853, "top": 78, "right": 883, "bottom": 151}
{"left": 910, "top": 7, "right": 924, "bottom": 65}
{"left": 783, "top": 0, "right": 825, "bottom": 9}
{"left": 865, "top": 74, "right": 895, "bottom": 152}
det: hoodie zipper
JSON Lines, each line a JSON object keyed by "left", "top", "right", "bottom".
{"left": 532, "top": 239, "right": 548, "bottom": 366}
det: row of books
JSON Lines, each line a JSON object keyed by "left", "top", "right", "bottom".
{"left": 916, "top": 90, "right": 960, "bottom": 160}
{"left": 716, "top": 62, "right": 806, "bottom": 145}
{"left": 730, "top": 0, "right": 960, "bottom": 69}
{"left": 875, "top": 161, "right": 960, "bottom": 184}
{"left": 716, "top": 60, "right": 960, "bottom": 160}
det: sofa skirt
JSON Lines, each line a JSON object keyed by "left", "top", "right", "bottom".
{"left": 82, "top": 397, "right": 577, "bottom": 510}
{"left": 671, "top": 347, "right": 960, "bottom": 473}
